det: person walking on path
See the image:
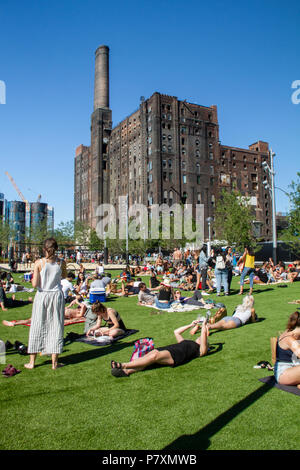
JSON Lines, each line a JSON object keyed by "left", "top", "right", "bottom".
{"left": 25, "top": 238, "right": 67, "bottom": 370}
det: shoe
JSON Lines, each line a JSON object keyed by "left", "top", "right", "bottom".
{"left": 201, "top": 292, "right": 209, "bottom": 296}
{"left": 5, "top": 340, "right": 13, "bottom": 350}
{"left": 111, "top": 368, "right": 129, "bottom": 378}
{"left": 2, "top": 365, "right": 21, "bottom": 377}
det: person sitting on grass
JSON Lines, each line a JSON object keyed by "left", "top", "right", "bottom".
{"left": 110, "top": 317, "right": 210, "bottom": 377}
{"left": 205, "top": 295, "right": 257, "bottom": 333}
{"left": 138, "top": 282, "right": 158, "bottom": 306}
{"left": 154, "top": 278, "right": 175, "bottom": 309}
{"left": 274, "top": 311, "right": 300, "bottom": 389}
{"left": 85, "top": 301, "right": 126, "bottom": 338}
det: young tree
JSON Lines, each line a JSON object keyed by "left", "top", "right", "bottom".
{"left": 214, "top": 189, "right": 255, "bottom": 251}
{"left": 279, "top": 172, "right": 300, "bottom": 254}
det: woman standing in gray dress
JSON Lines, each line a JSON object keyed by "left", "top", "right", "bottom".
{"left": 25, "top": 238, "right": 67, "bottom": 370}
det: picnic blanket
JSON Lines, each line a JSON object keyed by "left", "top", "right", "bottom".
{"left": 9, "top": 318, "right": 86, "bottom": 327}
{"left": 73, "top": 328, "right": 139, "bottom": 347}
{"left": 259, "top": 376, "right": 300, "bottom": 397}
{"left": 144, "top": 303, "right": 206, "bottom": 313}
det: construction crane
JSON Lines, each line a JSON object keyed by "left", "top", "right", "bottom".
{"left": 5, "top": 171, "right": 30, "bottom": 211}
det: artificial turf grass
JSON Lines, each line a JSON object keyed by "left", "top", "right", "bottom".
{"left": 0, "top": 273, "right": 300, "bottom": 450}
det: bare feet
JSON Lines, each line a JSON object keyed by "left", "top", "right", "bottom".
{"left": 24, "top": 363, "right": 35, "bottom": 369}
{"left": 52, "top": 363, "right": 65, "bottom": 370}
{"left": 2, "top": 320, "right": 16, "bottom": 327}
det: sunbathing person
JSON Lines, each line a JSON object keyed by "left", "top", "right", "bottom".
{"left": 0, "top": 280, "right": 33, "bottom": 311}
{"left": 2, "top": 299, "right": 88, "bottom": 327}
{"left": 86, "top": 301, "right": 126, "bottom": 338}
{"left": 206, "top": 295, "right": 256, "bottom": 332}
{"left": 274, "top": 311, "right": 300, "bottom": 388}
{"left": 111, "top": 317, "right": 209, "bottom": 377}
{"left": 64, "top": 298, "right": 87, "bottom": 319}
{"left": 173, "top": 290, "right": 213, "bottom": 309}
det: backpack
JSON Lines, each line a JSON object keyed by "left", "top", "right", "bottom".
{"left": 130, "top": 337, "right": 154, "bottom": 361}
{"left": 216, "top": 255, "right": 225, "bottom": 270}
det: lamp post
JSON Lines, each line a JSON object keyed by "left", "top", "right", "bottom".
{"left": 206, "top": 217, "right": 213, "bottom": 257}
{"left": 125, "top": 194, "right": 129, "bottom": 265}
{"left": 262, "top": 148, "right": 277, "bottom": 264}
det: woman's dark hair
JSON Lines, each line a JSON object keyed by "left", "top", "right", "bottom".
{"left": 91, "top": 301, "right": 106, "bottom": 314}
{"left": 201, "top": 245, "right": 207, "bottom": 255}
{"left": 246, "top": 245, "right": 255, "bottom": 256}
{"left": 286, "top": 311, "right": 300, "bottom": 332}
{"left": 43, "top": 238, "right": 58, "bottom": 259}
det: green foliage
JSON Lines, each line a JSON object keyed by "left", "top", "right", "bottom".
{"left": 279, "top": 172, "right": 300, "bottom": 254}
{"left": 214, "top": 189, "right": 255, "bottom": 250}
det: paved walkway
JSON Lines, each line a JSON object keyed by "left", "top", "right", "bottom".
{"left": 0, "top": 263, "right": 129, "bottom": 273}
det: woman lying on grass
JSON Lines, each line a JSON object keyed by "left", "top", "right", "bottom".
{"left": 110, "top": 317, "right": 209, "bottom": 377}
{"left": 274, "top": 311, "right": 300, "bottom": 389}
{"left": 205, "top": 295, "right": 256, "bottom": 333}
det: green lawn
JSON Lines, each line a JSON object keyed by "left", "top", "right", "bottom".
{"left": 0, "top": 272, "right": 299, "bottom": 450}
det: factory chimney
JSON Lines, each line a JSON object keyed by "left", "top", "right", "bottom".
{"left": 94, "top": 45, "right": 109, "bottom": 110}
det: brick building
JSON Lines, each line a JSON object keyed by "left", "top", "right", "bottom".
{"left": 74, "top": 46, "right": 272, "bottom": 241}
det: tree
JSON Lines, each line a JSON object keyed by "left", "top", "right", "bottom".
{"left": 214, "top": 189, "right": 255, "bottom": 251}
{"left": 279, "top": 172, "right": 300, "bottom": 254}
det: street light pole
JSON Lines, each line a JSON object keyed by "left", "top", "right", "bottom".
{"left": 270, "top": 149, "right": 277, "bottom": 265}
{"left": 262, "top": 149, "right": 277, "bottom": 264}
{"left": 206, "top": 217, "right": 213, "bottom": 257}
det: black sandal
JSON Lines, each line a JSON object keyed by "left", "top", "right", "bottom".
{"left": 111, "top": 360, "right": 122, "bottom": 369}
{"left": 111, "top": 368, "right": 129, "bottom": 378}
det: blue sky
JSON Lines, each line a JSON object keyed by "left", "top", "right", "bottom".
{"left": 0, "top": 0, "right": 299, "bottom": 226}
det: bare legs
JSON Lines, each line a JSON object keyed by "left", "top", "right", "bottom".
{"left": 116, "top": 349, "right": 174, "bottom": 376}
{"left": 278, "top": 365, "right": 300, "bottom": 389}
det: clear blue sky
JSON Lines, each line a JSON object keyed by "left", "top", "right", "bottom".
{"left": 0, "top": 0, "right": 299, "bottom": 226}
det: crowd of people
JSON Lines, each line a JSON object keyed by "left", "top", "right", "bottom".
{"left": 1, "top": 238, "right": 300, "bottom": 387}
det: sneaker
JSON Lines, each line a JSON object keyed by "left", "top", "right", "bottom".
{"left": 201, "top": 291, "right": 209, "bottom": 296}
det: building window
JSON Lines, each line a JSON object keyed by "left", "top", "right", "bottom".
{"left": 162, "top": 160, "right": 167, "bottom": 168}
{"left": 197, "top": 175, "right": 200, "bottom": 184}
{"left": 209, "top": 152, "right": 214, "bottom": 160}
{"left": 196, "top": 163, "right": 200, "bottom": 174}
{"left": 183, "top": 175, "right": 187, "bottom": 184}
{"left": 168, "top": 159, "right": 172, "bottom": 168}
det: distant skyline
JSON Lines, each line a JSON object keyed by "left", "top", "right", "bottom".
{"left": 0, "top": 0, "right": 299, "bottom": 227}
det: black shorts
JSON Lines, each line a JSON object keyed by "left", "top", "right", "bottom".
{"left": 157, "top": 340, "right": 200, "bottom": 367}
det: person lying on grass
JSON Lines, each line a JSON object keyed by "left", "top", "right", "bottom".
{"left": 0, "top": 279, "right": 33, "bottom": 312}
{"left": 2, "top": 299, "right": 88, "bottom": 327}
{"left": 86, "top": 301, "right": 126, "bottom": 338}
{"left": 274, "top": 311, "right": 300, "bottom": 389}
{"left": 201, "top": 295, "right": 256, "bottom": 333}
{"left": 110, "top": 317, "right": 209, "bottom": 377}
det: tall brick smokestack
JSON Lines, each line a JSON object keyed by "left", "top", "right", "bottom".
{"left": 94, "top": 45, "right": 109, "bottom": 110}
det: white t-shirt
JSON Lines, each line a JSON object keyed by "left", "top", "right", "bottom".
{"left": 233, "top": 306, "right": 252, "bottom": 325}
{"left": 96, "top": 265, "right": 104, "bottom": 275}
{"left": 61, "top": 279, "right": 75, "bottom": 299}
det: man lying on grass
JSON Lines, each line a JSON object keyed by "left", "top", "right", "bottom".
{"left": 110, "top": 317, "right": 209, "bottom": 377}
